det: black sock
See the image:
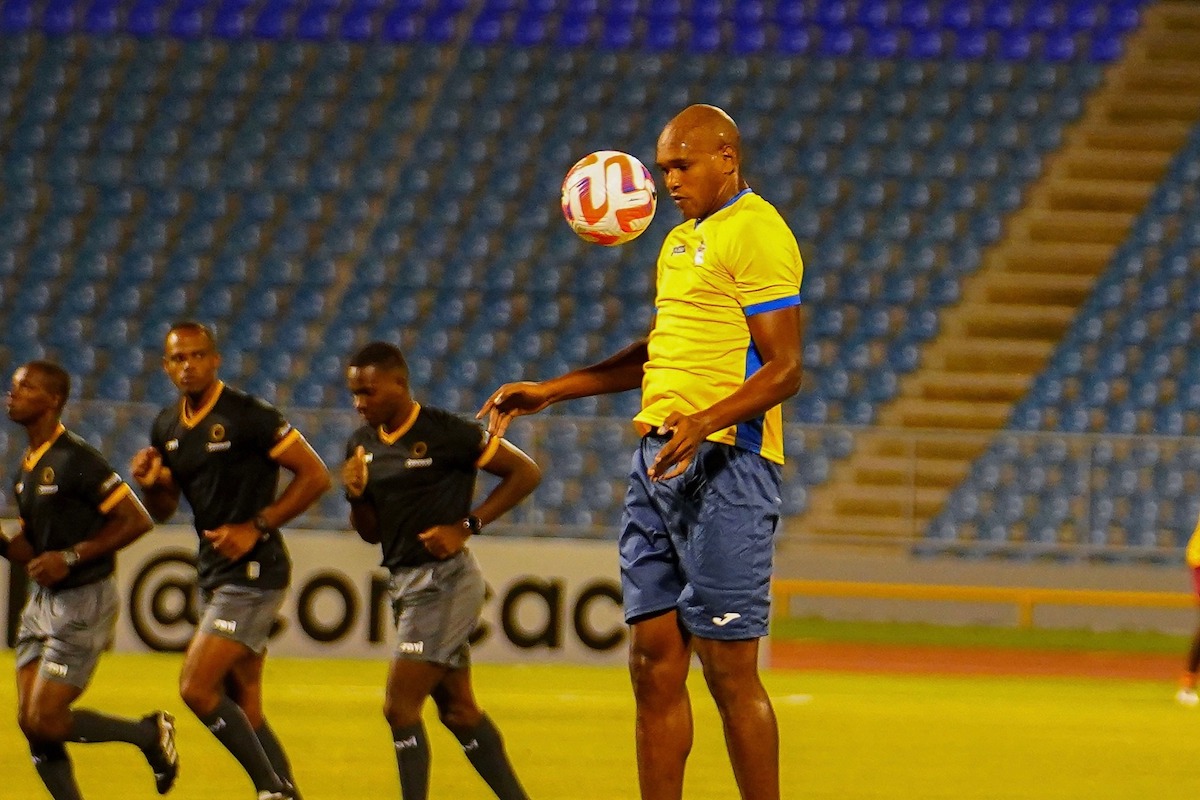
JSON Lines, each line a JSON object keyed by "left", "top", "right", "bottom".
{"left": 256, "top": 721, "right": 301, "bottom": 799}
{"left": 31, "top": 742, "right": 82, "bottom": 800}
{"left": 392, "top": 722, "right": 430, "bottom": 800}
{"left": 198, "top": 696, "right": 284, "bottom": 793}
{"left": 68, "top": 708, "right": 155, "bottom": 748}
{"left": 452, "top": 715, "right": 529, "bottom": 800}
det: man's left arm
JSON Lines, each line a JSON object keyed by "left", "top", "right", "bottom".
{"left": 204, "top": 433, "right": 333, "bottom": 560}
{"left": 418, "top": 437, "right": 542, "bottom": 559}
{"left": 649, "top": 304, "right": 803, "bottom": 481}
{"left": 26, "top": 491, "right": 154, "bottom": 587}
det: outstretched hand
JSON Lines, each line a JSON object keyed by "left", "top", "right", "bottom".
{"left": 476, "top": 381, "right": 552, "bottom": 438}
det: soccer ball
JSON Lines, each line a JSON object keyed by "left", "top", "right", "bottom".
{"left": 560, "top": 150, "right": 657, "bottom": 246}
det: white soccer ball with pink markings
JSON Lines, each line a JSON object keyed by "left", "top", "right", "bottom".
{"left": 561, "top": 150, "right": 657, "bottom": 246}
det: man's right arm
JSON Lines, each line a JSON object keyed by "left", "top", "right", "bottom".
{"left": 478, "top": 337, "right": 649, "bottom": 437}
{"left": 130, "top": 446, "right": 181, "bottom": 522}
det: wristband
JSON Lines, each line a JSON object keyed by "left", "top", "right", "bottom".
{"left": 252, "top": 514, "right": 273, "bottom": 541}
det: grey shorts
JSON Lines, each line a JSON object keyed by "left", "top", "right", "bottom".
{"left": 389, "top": 550, "right": 486, "bottom": 669}
{"left": 15, "top": 577, "right": 119, "bottom": 689}
{"left": 197, "top": 584, "right": 285, "bottom": 654}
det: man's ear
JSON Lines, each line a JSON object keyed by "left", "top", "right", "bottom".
{"left": 720, "top": 143, "right": 737, "bottom": 174}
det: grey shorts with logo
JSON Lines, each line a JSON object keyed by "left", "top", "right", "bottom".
{"left": 197, "top": 584, "right": 286, "bottom": 654}
{"left": 15, "top": 577, "right": 119, "bottom": 689}
{"left": 389, "top": 549, "right": 486, "bottom": 669}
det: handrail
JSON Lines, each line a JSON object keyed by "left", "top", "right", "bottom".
{"left": 772, "top": 578, "right": 1196, "bottom": 628}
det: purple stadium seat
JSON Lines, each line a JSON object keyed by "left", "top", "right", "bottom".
{"left": 816, "top": 0, "right": 847, "bottom": 27}
{"left": 212, "top": 1, "right": 248, "bottom": 37}
{"left": 83, "top": 0, "right": 117, "bottom": 33}
{"left": 0, "top": 0, "right": 33, "bottom": 32}
{"left": 857, "top": 0, "right": 889, "bottom": 30}
{"left": 126, "top": 0, "right": 164, "bottom": 37}
{"left": 982, "top": 0, "right": 1013, "bottom": 30}
{"left": 954, "top": 28, "right": 987, "bottom": 59}
{"left": 42, "top": 0, "right": 77, "bottom": 35}
{"left": 777, "top": 24, "right": 810, "bottom": 54}
{"left": 941, "top": 2, "right": 974, "bottom": 32}
{"left": 252, "top": 2, "right": 289, "bottom": 38}
{"left": 339, "top": 7, "right": 373, "bottom": 40}
{"left": 169, "top": 4, "right": 205, "bottom": 38}
{"left": 898, "top": 0, "right": 930, "bottom": 30}
{"left": 1066, "top": 0, "right": 1099, "bottom": 31}
{"left": 469, "top": 12, "right": 502, "bottom": 45}
{"left": 645, "top": 19, "right": 678, "bottom": 51}
{"left": 866, "top": 28, "right": 898, "bottom": 57}
{"left": 601, "top": 15, "right": 634, "bottom": 49}
{"left": 733, "top": 0, "right": 764, "bottom": 25}
{"left": 513, "top": 12, "right": 548, "bottom": 45}
{"left": 690, "top": 21, "right": 720, "bottom": 52}
{"left": 1090, "top": 31, "right": 1123, "bottom": 62}
{"left": 1000, "top": 29, "right": 1032, "bottom": 59}
{"left": 1044, "top": 30, "right": 1077, "bottom": 61}
{"left": 296, "top": 6, "right": 332, "bottom": 39}
{"left": 908, "top": 28, "right": 943, "bottom": 58}
{"left": 380, "top": 7, "right": 416, "bottom": 41}
{"left": 733, "top": 21, "right": 766, "bottom": 54}
{"left": 556, "top": 11, "right": 589, "bottom": 46}
{"left": 819, "top": 25, "right": 855, "bottom": 56}
{"left": 424, "top": 9, "right": 458, "bottom": 42}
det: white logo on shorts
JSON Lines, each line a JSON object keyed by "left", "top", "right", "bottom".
{"left": 397, "top": 641, "right": 424, "bottom": 654}
{"left": 711, "top": 612, "right": 741, "bottom": 627}
{"left": 395, "top": 736, "right": 418, "bottom": 750}
{"left": 213, "top": 619, "right": 237, "bottom": 634}
{"left": 43, "top": 661, "right": 68, "bottom": 677}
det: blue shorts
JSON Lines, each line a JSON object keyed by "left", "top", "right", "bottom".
{"left": 618, "top": 434, "right": 782, "bottom": 640}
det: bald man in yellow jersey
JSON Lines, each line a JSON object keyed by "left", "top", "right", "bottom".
{"left": 479, "top": 104, "right": 802, "bottom": 800}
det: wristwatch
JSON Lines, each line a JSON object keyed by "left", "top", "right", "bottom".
{"left": 60, "top": 547, "right": 80, "bottom": 568}
{"left": 463, "top": 515, "right": 483, "bottom": 536}
{"left": 252, "top": 514, "right": 273, "bottom": 541}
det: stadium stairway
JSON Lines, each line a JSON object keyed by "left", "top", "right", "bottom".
{"left": 794, "top": 0, "right": 1200, "bottom": 544}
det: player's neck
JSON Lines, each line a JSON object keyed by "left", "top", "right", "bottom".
{"left": 382, "top": 399, "right": 418, "bottom": 435}
{"left": 24, "top": 416, "right": 63, "bottom": 449}
{"left": 183, "top": 380, "right": 221, "bottom": 415}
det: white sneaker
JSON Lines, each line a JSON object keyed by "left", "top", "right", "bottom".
{"left": 1175, "top": 688, "right": 1198, "bottom": 707}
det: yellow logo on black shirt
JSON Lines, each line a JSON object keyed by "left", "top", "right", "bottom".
{"left": 207, "top": 423, "right": 232, "bottom": 452}
{"left": 41, "top": 467, "right": 55, "bottom": 484}
{"left": 411, "top": 441, "right": 428, "bottom": 458}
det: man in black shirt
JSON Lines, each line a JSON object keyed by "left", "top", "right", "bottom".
{"left": 131, "top": 322, "right": 331, "bottom": 800}
{"left": 2, "top": 360, "right": 178, "bottom": 798}
{"left": 343, "top": 341, "right": 540, "bottom": 800}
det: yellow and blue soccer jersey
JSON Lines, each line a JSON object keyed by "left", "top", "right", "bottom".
{"left": 634, "top": 189, "right": 803, "bottom": 465}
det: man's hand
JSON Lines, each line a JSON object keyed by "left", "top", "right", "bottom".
{"left": 647, "top": 411, "right": 711, "bottom": 482}
{"left": 203, "top": 522, "right": 260, "bottom": 561}
{"left": 418, "top": 523, "right": 470, "bottom": 560}
{"left": 130, "top": 447, "right": 166, "bottom": 489}
{"left": 476, "top": 381, "right": 553, "bottom": 438}
{"left": 343, "top": 445, "right": 369, "bottom": 499}
{"left": 26, "top": 551, "right": 71, "bottom": 587}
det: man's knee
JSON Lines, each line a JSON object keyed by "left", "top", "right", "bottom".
{"left": 382, "top": 696, "right": 422, "bottom": 730}
{"left": 179, "top": 673, "right": 219, "bottom": 715}
{"left": 22, "top": 704, "right": 71, "bottom": 742}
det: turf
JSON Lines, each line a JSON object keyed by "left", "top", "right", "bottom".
{"left": 2, "top": 650, "right": 1200, "bottom": 799}
{"left": 773, "top": 616, "right": 1193, "bottom": 654}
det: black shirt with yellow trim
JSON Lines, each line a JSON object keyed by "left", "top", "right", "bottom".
{"left": 346, "top": 403, "right": 494, "bottom": 570}
{"left": 12, "top": 425, "right": 130, "bottom": 590}
{"left": 151, "top": 383, "right": 297, "bottom": 590}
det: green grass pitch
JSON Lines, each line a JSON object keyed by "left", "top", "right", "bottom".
{"left": 2, "top": 649, "right": 1199, "bottom": 799}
